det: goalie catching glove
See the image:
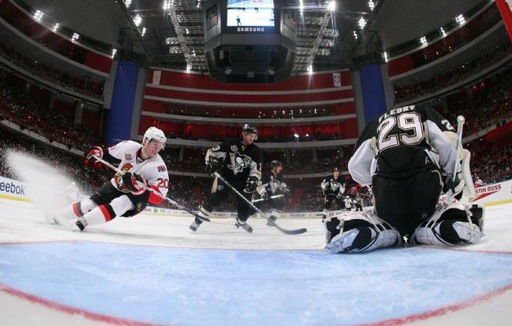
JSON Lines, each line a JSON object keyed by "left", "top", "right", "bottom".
{"left": 244, "top": 176, "right": 259, "bottom": 193}
{"left": 120, "top": 172, "right": 148, "bottom": 196}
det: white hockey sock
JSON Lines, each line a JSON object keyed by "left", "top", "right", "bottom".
{"left": 82, "top": 195, "right": 134, "bottom": 226}
{"left": 82, "top": 207, "right": 111, "bottom": 226}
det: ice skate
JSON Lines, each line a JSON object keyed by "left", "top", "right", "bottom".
{"left": 75, "top": 218, "right": 87, "bottom": 231}
{"left": 189, "top": 216, "right": 203, "bottom": 232}
{"left": 235, "top": 219, "right": 253, "bottom": 233}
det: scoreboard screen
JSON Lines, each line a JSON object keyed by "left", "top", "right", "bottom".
{"left": 225, "top": 0, "right": 276, "bottom": 33}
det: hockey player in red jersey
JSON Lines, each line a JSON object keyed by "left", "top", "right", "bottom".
{"left": 62, "top": 127, "right": 169, "bottom": 231}
{"left": 326, "top": 105, "right": 484, "bottom": 253}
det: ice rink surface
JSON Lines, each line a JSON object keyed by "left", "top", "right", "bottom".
{"left": 0, "top": 197, "right": 511, "bottom": 326}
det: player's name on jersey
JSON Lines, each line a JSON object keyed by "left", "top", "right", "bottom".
{"left": 378, "top": 105, "right": 416, "bottom": 122}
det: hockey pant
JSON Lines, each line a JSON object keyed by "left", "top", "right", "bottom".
{"left": 70, "top": 182, "right": 149, "bottom": 226}
{"left": 197, "top": 177, "right": 255, "bottom": 222}
{"left": 411, "top": 201, "right": 485, "bottom": 245}
{"left": 326, "top": 213, "right": 402, "bottom": 253}
{"left": 373, "top": 167, "right": 442, "bottom": 237}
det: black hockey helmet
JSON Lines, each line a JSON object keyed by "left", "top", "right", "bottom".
{"left": 271, "top": 160, "right": 283, "bottom": 168}
{"left": 242, "top": 124, "right": 258, "bottom": 134}
{"left": 242, "top": 124, "right": 258, "bottom": 139}
{"left": 332, "top": 167, "right": 340, "bottom": 173}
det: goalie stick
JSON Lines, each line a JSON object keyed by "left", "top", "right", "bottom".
{"left": 445, "top": 115, "right": 466, "bottom": 204}
{"left": 214, "top": 172, "right": 307, "bottom": 235}
{"left": 91, "top": 155, "right": 208, "bottom": 222}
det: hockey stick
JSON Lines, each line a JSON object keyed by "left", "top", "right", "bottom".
{"left": 91, "top": 155, "right": 207, "bottom": 221}
{"left": 453, "top": 115, "right": 465, "bottom": 182}
{"left": 252, "top": 194, "right": 284, "bottom": 203}
{"left": 213, "top": 172, "right": 307, "bottom": 235}
{"left": 445, "top": 115, "right": 465, "bottom": 204}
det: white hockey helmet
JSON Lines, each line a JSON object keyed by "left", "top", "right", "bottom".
{"left": 143, "top": 127, "right": 166, "bottom": 145}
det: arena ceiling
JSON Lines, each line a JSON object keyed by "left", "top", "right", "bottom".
{"left": 15, "top": 0, "right": 489, "bottom": 74}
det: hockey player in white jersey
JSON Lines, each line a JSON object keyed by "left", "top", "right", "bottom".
{"left": 63, "top": 127, "right": 169, "bottom": 231}
{"left": 326, "top": 105, "right": 484, "bottom": 253}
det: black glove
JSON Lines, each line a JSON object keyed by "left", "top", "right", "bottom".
{"left": 121, "top": 172, "right": 147, "bottom": 195}
{"left": 443, "top": 173, "right": 465, "bottom": 199}
{"left": 266, "top": 214, "right": 277, "bottom": 226}
{"left": 205, "top": 156, "right": 222, "bottom": 175}
{"left": 244, "top": 176, "right": 258, "bottom": 193}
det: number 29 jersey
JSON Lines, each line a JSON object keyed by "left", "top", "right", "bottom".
{"left": 348, "top": 105, "right": 459, "bottom": 186}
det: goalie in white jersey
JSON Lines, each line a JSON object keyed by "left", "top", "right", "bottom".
{"left": 64, "top": 127, "right": 169, "bottom": 231}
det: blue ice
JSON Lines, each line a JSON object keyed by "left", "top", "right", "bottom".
{"left": 0, "top": 242, "right": 511, "bottom": 326}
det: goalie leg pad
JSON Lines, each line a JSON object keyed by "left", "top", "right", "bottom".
{"left": 327, "top": 227, "right": 401, "bottom": 253}
{"left": 326, "top": 214, "right": 402, "bottom": 253}
{"left": 413, "top": 221, "right": 484, "bottom": 245}
{"left": 324, "top": 217, "right": 342, "bottom": 245}
{"left": 412, "top": 202, "right": 485, "bottom": 245}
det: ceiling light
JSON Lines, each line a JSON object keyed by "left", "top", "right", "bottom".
{"left": 52, "top": 23, "right": 59, "bottom": 32}
{"left": 71, "top": 33, "right": 80, "bottom": 42}
{"left": 133, "top": 14, "right": 142, "bottom": 27}
{"left": 455, "top": 14, "right": 465, "bottom": 26}
{"left": 358, "top": 17, "right": 366, "bottom": 30}
{"left": 34, "top": 10, "right": 43, "bottom": 21}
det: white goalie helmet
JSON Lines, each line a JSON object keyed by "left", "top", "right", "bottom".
{"left": 143, "top": 127, "right": 167, "bottom": 145}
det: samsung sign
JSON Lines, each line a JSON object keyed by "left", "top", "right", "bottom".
{"left": 236, "top": 27, "right": 267, "bottom": 32}
{"left": 0, "top": 176, "right": 29, "bottom": 202}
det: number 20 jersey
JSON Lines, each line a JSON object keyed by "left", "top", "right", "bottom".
{"left": 348, "top": 105, "right": 459, "bottom": 186}
{"left": 107, "top": 140, "right": 169, "bottom": 201}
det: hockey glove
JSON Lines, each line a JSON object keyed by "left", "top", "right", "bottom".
{"left": 279, "top": 183, "right": 290, "bottom": 194}
{"left": 205, "top": 156, "right": 222, "bottom": 175}
{"left": 443, "top": 173, "right": 465, "bottom": 200}
{"left": 85, "top": 146, "right": 103, "bottom": 161}
{"left": 244, "top": 176, "right": 259, "bottom": 193}
{"left": 121, "top": 172, "right": 148, "bottom": 196}
{"left": 84, "top": 146, "right": 104, "bottom": 169}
